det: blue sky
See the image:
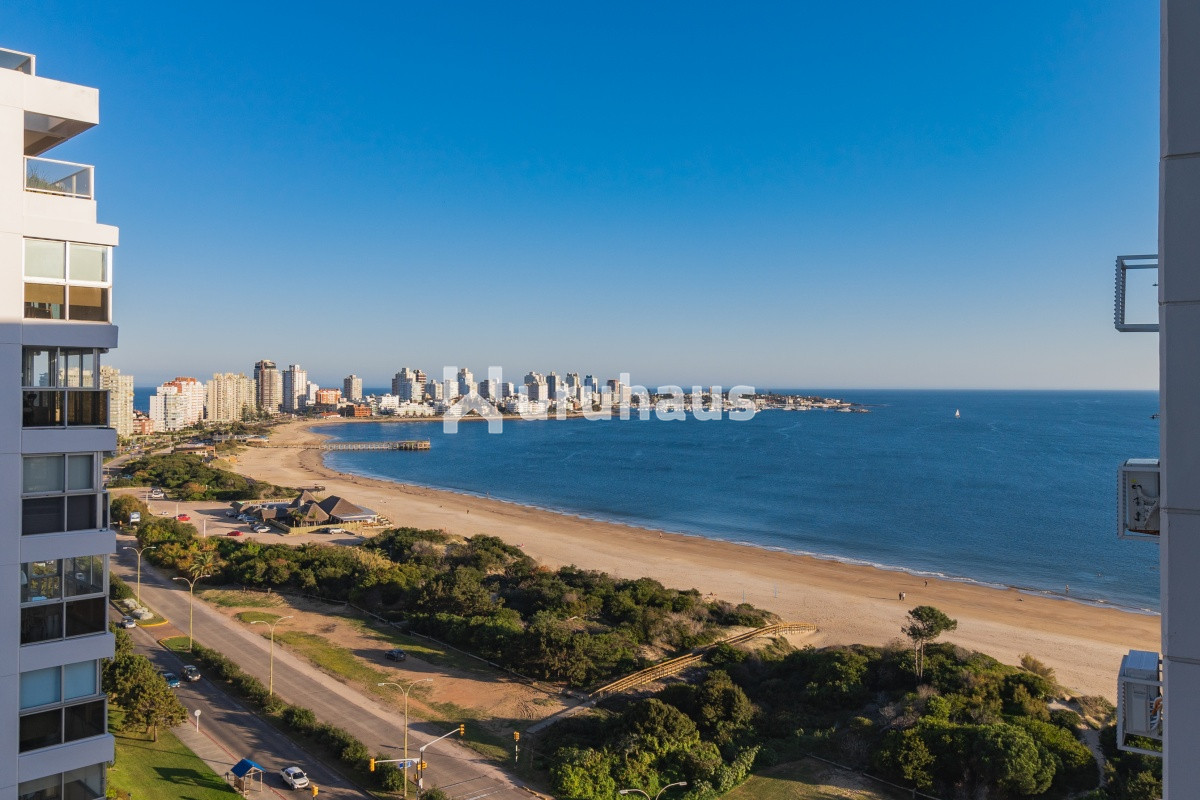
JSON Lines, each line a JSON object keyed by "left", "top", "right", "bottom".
{"left": 5, "top": 2, "right": 1160, "bottom": 389}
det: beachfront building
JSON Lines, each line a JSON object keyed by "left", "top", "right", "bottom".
{"left": 99, "top": 365, "right": 133, "bottom": 439}
{"left": 282, "top": 363, "right": 307, "bottom": 414}
{"left": 132, "top": 410, "right": 154, "bottom": 435}
{"left": 205, "top": 372, "right": 256, "bottom": 423}
{"left": 149, "top": 377, "right": 205, "bottom": 432}
{"left": 343, "top": 374, "right": 362, "bottom": 402}
{"left": 425, "top": 379, "right": 443, "bottom": 402}
{"left": 254, "top": 359, "right": 282, "bottom": 414}
{"left": 2, "top": 46, "right": 116, "bottom": 799}
{"left": 392, "top": 367, "right": 422, "bottom": 402}
{"left": 314, "top": 388, "right": 341, "bottom": 407}
{"left": 457, "top": 367, "right": 475, "bottom": 398}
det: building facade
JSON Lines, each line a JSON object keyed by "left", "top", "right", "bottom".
{"left": 254, "top": 359, "right": 282, "bottom": 415}
{"left": 205, "top": 372, "right": 256, "bottom": 423}
{"left": 2, "top": 47, "right": 116, "bottom": 799}
{"left": 343, "top": 374, "right": 362, "bottom": 403}
{"left": 148, "top": 377, "right": 205, "bottom": 432}
{"left": 281, "top": 363, "right": 307, "bottom": 414}
{"left": 98, "top": 365, "right": 133, "bottom": 439}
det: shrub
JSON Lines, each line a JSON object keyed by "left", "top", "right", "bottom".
{"left": 283, "top": 705, "right": 317, "bottom": 732}
{"left": 110, "top": 574, "right": 135, "bottom": 602}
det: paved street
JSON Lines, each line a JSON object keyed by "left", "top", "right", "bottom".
{"left": 114, "top": 536, "right": 535, "bottom": 800}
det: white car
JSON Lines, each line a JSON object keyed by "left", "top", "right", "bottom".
{"left": 280, "top": 766, "right": 309, "bottom": 789}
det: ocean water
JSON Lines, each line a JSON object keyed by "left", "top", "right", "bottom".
{"left": 318, "top": 391, "right": 1161, "bottom": 612}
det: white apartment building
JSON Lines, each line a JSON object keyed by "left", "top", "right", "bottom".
{"left": 343, "top": 374, "right": 362, "bottom": 402}
{"left": 2, "top": 47, "right": 116, "bottom": 799}
{"left": 205, "top": 372, "right": 255, "bottom": 423}
{"left": 98, "top": 365, "right": 133, "bottom": 439}
{"left": 282, "top": 363, "right": 307, "bottom": 414}
{"left": 457, "top": 367, "right": 475, "bottom": 398}
{"left": 148, "top": 377, "right": 205, "bottom": 432}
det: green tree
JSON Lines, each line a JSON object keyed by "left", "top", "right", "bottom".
{"left": 550, "top": 746, "right": 616, "bottom": 800}
{"left": 110, "top": 494, "right": 150, "bottom": 526}
{"left": 104, "top": 653, "right": 187, "bottom": 741}
{"left": 902, "top": 606, "right": 957, "bottom": 680}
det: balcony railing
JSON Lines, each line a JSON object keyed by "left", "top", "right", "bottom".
{"left": 23, "top": 389, "right": 109, "bottom": 428}
{"left": 25, "top": 156, "right": 93, "bottom": 200}
{"left": 0, "top": 47, "right": 35, "bottom": 75}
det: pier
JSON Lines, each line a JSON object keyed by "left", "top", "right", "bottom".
{"left": 261, "top": 440, "right": 431, "bottom": 451}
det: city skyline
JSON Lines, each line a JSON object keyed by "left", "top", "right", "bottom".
{"left": 1, "top": 2, "right": 1160, "bottom": 389}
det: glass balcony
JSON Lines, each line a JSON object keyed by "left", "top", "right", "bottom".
{"left": 23, "top": 389, "right": 109, "bottom": 428}
{"left": 0, "top": 48, "right": 34, "bottom": 75}
{"left": 25, "top": 156, "right": 93, "bottom": 200}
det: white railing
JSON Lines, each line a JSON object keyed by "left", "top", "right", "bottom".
{"left": 0, "top": 48, "right": 35, "bottom": 75}
{"left": 25, "top": 156, "right": 93, "bottom": 200}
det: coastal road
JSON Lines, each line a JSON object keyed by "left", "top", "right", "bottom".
{"left": 116, "top": 613, "right": 371, "bottom": 799}
{"left": 113, "top": 537, "right": 534, "bottom": 800}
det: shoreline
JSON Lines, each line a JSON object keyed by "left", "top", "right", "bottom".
{"left": 229, "top": 418, "right": 1161, "bottom": 699}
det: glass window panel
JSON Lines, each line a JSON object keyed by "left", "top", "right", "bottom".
{"left": 63, "top": 700, "right": 104, "bottom": 742}
{"left": 79, "top": 351, "right": 96, "bottom": 387}
{"left": 64, "top": 598, "right": 104, "bottom": 637}
{"left": 66, "top": 494, "right": 96, "bottom": 531}
{"left": 24, "top": 283, "right": 64, "bottom": 319}
{"left": 67, "top": 455, "right": 93, "bottom": 490}
{"left": 19, "top": 708, "right": 62, "bottom": 751}
{"left": 23, "top": 497, "right": 64, "bottom": 535}
{"left": 63, "top": 763, "right": 103, "bottom": 800}
{"left": 23, "top": 455, "right": 64, "bottom": 492}
{"left": 21, "top": 604, "right": 63, "bottom": 644}
{"left": 66, "top": 390, "right": 108, "bottom": 426}
{"left": 68, "top": 244, "right": 106, "bottom": 282}
{"left": 19, "top": 773, "right": 63, "bottom": 800}
{"left": 22, "top": 390, "right": 62, "bottom": 427}
{"left": 63, "top": 351, "right": 82, "bottom": 387}
{"left": 67, "top": 287, "right": 108, "bottom": 322}
{"left": 22, "top": 348, "right": 52, "bottom": 387}
{"left": 63, "top": 661, "right": 97, "bottom": 700}
{"left": 20, "top": 667, "right": 61, "bottom": 709}
{"left": 65, "top": 556, "right": 104, "bottom": 597}
{"left": 24, "top": 239, "right": 65, "bottom": 280}
{"left": 23, "top": 560, "right": 62, "bottom": 602}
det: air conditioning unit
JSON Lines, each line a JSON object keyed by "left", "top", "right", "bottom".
{"left": 1118, "top": 459, "right": 1160, "bottom": 540}
{"left": 1117, "top": 649, "right": 1163, "bottom": 756}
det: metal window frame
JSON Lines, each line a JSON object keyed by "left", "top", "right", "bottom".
{"left": 1114, "top": 254, "right": 1160, "bottom": 332}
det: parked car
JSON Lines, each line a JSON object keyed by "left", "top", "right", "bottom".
{"left": 161, "top": 672, "right": 181, "bottom": 689}
{"left": 176, "top": 514, "right": 190, "bottom": 522}
{"left": 252, "top": 524, "right": 270, "bottom": 533}
{"left": 227, "top": 530, "right": 244, "bottom": 537}
{"left": 327, "top": 527, "right": 348, "bottom": 535}
{"left": 149, "top": 488, "right": 165, "bottom": 499}
{"left": 385, "top": 648, "right": 407, "bottom": 662}
{"left": 182, "top": 665, "right": 201, "bottom": 682}
{"left": 225, "top": 509, "right": 238, "bottom": 518}
{"left": 279, "top": 766, "right": 310, "bottom": 789}
{"left": 120, "top": 615, "right": 136, "bottom": 629}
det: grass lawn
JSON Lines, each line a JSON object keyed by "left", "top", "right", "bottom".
{"left": 107, "top": 710, "right": 237, "bottom": 799}
{"left": 201, "top": 588, "right": 286, "bottom": 608}
{"left": 722, "top": 760, "right": 906, "bottom": 800}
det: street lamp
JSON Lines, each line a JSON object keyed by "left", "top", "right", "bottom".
{"left": 121, "top": 544, "right": 157, "bottom": 604}
{"left": 171, "top": 574, "right": 210, "bottom": 651}
{"left": 251, "top": 615, "right": 294, "bottom": 696}
{"left": 378, "top": 678, "right": 433, "bottom": 798}
{"left": 619, "top": 782, "right": 688, "bottom": 799}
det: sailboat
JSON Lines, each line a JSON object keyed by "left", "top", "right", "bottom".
{"left": 954, "top": 409, "right": 961, "bottom": 419}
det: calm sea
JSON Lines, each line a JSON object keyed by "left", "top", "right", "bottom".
{"left": 313, "top": 391, "right": 1160, "bottom": 612}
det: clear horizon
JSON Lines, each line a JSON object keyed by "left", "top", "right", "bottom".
{"left": 3, "top": 2, "right": 1160, "bottom": 390}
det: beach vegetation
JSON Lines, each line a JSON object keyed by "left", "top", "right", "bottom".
{"left": 901, "top": 605, "right": 957, "bottom": 681}
{"left": 542, "top": 638, "right": 1105, "bottom": 799}
{"left": 109, "top": 452, "right": 295, "bottom": 500}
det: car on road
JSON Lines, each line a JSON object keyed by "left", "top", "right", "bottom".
{"left": 252, "top": 524, "right": 271, "bottom": 533}
{"left": 149, "top": 488, "right": 165, "bottom": 499}
{"left": 176, "top": 513, "right": 190, "bottom": 521}
{"left": 385, "top": 648, "right": 407, "bottom": 662}
{"left": 162, "top": 672, "right": 181, "bottom": 689}
{"left": 227, "top": 530, "right": 244, "bottom": 537}
{"left": 120, "top": 615, "right": 136, "bottom": 629}
{"left": 182, "top": 665, "right": 201, "bottom": 682}
{"left": 279, "top": 766, "right": 310, "bottom": 789}
{"left": 327, "top": 527, "right": 349, "bottom": 535}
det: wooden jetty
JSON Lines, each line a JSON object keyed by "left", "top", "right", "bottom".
{"left": 260, "top": 440, "right": 430, "bottom": 451}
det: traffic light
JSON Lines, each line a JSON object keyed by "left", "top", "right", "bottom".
{"left": 369, "top": 758, "right": 375, "bottom": 772}
{"left": 513, "top": 731, "right": 520, "bottom": 742}
{"left": 458, "top": 724, "right": 465, "bottom": 736}
{"left": 311, "top": 786, "right": 318, "bottom": 797}
{"left": 419, "top": 761, "right": 427, "bottom": 770}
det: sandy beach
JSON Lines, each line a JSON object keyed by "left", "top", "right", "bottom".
{"left": 228, "top": 419, "right": 1160, "bottom": 700}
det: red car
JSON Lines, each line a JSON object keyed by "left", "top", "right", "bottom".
{"left": 176, "top": 514, "right": 190, "bottom": 522}
{"left": 227, "top": 530, "right": 244, "bottom": 537}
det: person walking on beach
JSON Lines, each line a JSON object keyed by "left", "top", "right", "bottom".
{"left": 923, "top": 580, "right": 928, "bottom": 588}
{"left": 899, "top": 591, "right": 906, "bottom": 601}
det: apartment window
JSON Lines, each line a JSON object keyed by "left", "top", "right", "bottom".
{"left": 20, "top": 557, "right": 107, "bottom": 644}
{"left": 23, "top": 239, "right": 110, "bottom": 322}
{"left": 18, "top": 763, "right": 105, "bottom": 800}
{"left": 22, "top": 347, "right": 109, "bottom": 428}
{"left": 18, "top": 660, "right": 104, "bottom": 753}
{"left": 22, "top": 455, "right": 106, "bottom": 535}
